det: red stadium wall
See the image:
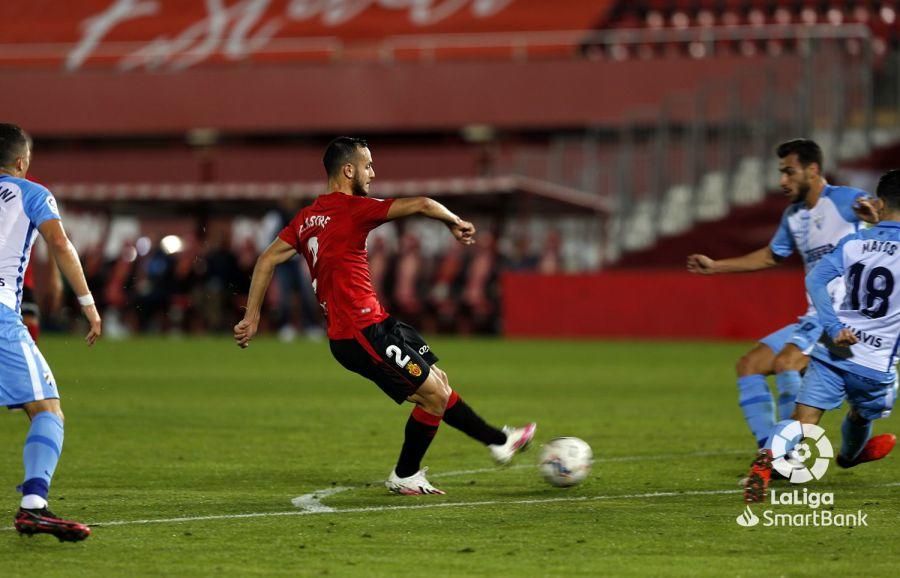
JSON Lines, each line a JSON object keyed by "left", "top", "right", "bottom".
{"left": 502, "top": 270, "right": 807, "bottom": 340}
{"left": 1, "top": 0, "right": 614, "bottom": 55}
{"left": 3, "top": 56, "right": 799, "bottom": 137}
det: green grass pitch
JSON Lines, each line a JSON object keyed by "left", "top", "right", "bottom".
{"left": 0, "top": 337, "right": 897, "bottom": 576}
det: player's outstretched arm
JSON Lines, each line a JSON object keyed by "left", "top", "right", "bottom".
{"left": 234, "top": 238, "right": 297, "bottom": 349}
{"left": 387, "top": 197, "right": 475, "bottom": 245}
{"left": 686, "top": 247, "right": 779, "bottom": 275}
{"left": 37, "top": 220, "right": 101, "bottom": 346}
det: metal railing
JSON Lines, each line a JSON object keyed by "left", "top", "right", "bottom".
{"left": 491, "top": 25, "right": 897, "bottom": 265}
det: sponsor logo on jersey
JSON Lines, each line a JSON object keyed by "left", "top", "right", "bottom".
{"left": 847, "top": 326, "right": 884, "bottom": 348}
{"left": 805, "top": 244, "right": 835, "bottom": 265}
{"left": 419, "top": 345, "right": 430, "bottom": 355}
{"left": 406, "top": 362, "right": 422, "bottom": 377}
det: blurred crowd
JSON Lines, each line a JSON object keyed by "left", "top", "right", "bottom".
{"left": 31, "top": 205, "right": 596, "bottom": 338}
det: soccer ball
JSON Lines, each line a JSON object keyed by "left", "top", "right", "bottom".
{"left": 539, "top": 437, "right": 593, "bottom": 487}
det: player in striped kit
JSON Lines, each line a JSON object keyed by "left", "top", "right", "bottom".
{"left": 0, "top": 124, "right": 101, "bottom": 540}
{"left": 744, "top": 169, "right": 900, "bottom": 502}
{"left": 688, "top": 140, "right": 876, "bottom": 450}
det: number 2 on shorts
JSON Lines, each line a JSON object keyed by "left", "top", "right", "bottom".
{"left": 386, "top": 345, "right": 410, "bottom": 368}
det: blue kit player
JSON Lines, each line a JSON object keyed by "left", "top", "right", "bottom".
{"left": 744, "top": 169, "right": 900, "bottom": 502}
{"left": 687, "top": 139, "right": 876, "bottom": 449}
{"left": 0, "top": 124, "right": 102, "bottom": 541}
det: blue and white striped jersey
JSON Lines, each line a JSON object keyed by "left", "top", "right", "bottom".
{"left": 770, "top": 184, "right": 868, "bottom": 315}
{"left": 806, "top": 222, "right": 900, "bottom": 379}
{"left": 0, "top": 175, "right": 60, "bottom": 313}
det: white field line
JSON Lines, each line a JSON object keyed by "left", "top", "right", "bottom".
{"left": 92, "top": 488, "right": 744, "bottom": 528}
{"left": 290, "top": 449, "right": 752, "bottom": 512}
{"left": 73, "top": 481, "right": 900, "bottom": 529}
{"left": 9, "top": 450, "right": 893, "bottom": 530}
{"left": 291, "top": 486, "right": 354, "bottom": 512}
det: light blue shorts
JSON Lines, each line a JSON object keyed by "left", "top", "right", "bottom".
{"left": 798, "top": 357, "right": 898, "bottom": 421}
{"left": 760, "top": 316, "right": 823, "bottom": 355}
{"left": 0, "top": 304, "right": 59, "bottom": 408}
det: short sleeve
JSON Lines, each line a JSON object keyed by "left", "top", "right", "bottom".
{"left": 769, "top": 207, "right": 795, "bottom": 259}
{"left": 23, "top": 183, "right": 60, "bottom": 227}
{"left": 277, "top": 211, "right": 303, "bottom": 251}
{"left": 827, "top": 186, "right": 868, "bottom": 224}
{"left": 349, "top": 196, "right": 395, "bottom": 230}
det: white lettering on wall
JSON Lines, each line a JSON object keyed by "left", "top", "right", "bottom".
{"left": 67, "top": 0, "right": 517, "bottom": 71}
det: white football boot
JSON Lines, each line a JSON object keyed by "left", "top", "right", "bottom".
{"left": 489, "top": 422, "right": 537, "bottom": 465}
{"left": 385, "top": 467, "right": 446, "bottom": 496}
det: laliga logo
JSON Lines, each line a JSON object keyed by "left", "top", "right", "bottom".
{"left": 770, "top": 422, "right": 834, "bottom": 483}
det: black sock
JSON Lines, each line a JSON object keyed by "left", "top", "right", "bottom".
{"left": 395, "top": 408, "right": 440, "bottom": 478}
{"left": 442, "top": 392, "right": 506, "bottom": 446}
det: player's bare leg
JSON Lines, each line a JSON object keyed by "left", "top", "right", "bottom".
{"left": 23, "top": 398, "right": 63, "bottom": 421}
{"left": 772, "top": 344, "right": 808, "bottom": 374}
{"left": 736, "top": 344, "right": 777, "bottom": 378}
{"left": 790, "top": 402, "right": 824, "bottom": 424}
{"left": 406, "top": 370, "right": 451, "bottom": 416}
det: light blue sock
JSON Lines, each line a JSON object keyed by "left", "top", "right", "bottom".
{"left": 840, "top": 414, "right": 872, "bottom": 462}
{"left": 21, "top": 412, "right": 64, "bottom": 499}
{"left": 775, "top": 371, "right": 801, "bottom": 421}
{"left": 737, "top": 375, "right": 775, "bottom": 448}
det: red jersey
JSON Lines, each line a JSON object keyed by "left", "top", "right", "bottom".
{"left": 24, "top": 260, "right": 34, "bottom": 289}
{"left": 278, "top": 192, "right": 395, "bottom": 340}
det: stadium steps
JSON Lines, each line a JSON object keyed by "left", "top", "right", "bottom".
{"left": 611, "top": 191, "right": 799, "bottom": 269}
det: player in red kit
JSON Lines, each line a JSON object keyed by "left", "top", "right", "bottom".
{"left": 234, "top": 137, "right": 535, "bottom": 495}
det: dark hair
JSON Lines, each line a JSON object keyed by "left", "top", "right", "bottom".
{"left": 0, "top": 123, "right": 31, "bottom": 169}
{"left": 323, "top": 137, "right": 368, "bottom": 178}
{"left": 776, "top": 139, "right": 823, "bottom": 170}
{"left": 876, "top": 169, "right": 900, "bottom": 210}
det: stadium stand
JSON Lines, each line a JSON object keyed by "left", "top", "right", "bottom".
{"left": 4, "top": 0, "right": 899, "bottom": 336}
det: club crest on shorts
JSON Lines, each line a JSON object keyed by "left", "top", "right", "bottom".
{"left": 406, "top": 362, "right": 422, "bottom": 377}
